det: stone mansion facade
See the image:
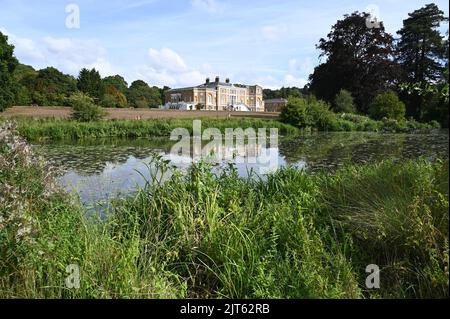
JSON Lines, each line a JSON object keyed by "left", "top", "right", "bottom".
{"left": 165, "top": 77, "right": 264, "bottom": 112}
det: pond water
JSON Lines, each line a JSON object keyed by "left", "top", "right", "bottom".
{"left": 33, "top": 131, "right": 449, "bottom": 207}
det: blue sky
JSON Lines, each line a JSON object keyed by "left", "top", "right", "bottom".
{"left": 0, "top": 0, "right": 448, "bottom": 89}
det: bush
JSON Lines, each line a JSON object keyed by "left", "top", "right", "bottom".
{"left": 101, "top": 92, "right": 128, "bottom": 108}
{"left": 334, "top": 89, "right": 356, "bottom": 113}
{"left": 280, "top": 96, "right": 335, "bottom": 129}
{"left": 369, "top": 91, "right": 406, "bottom": 120}
{"left": 69, "top": 92, "right": 105, "bottom": 122}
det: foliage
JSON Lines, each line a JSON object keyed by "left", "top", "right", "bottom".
{"left": 69, "top": 92, "right": 105, "bottom": 122}
{"left": 309, "top": 12, "right": 398, "bottom": 113}
{"left": 334, "top": 89, "right": 356, "bottom": 113}
{"left": 399, "top": 68, "right": 449, "bottom": 127}
{"left": 280, "top": 96, "right": 335, "bottom": 130}
{"left": 127, "top": 80, "right": 162, "bottom": 108}
{"left": 395, "top": 3, "right": 448, "bottom": 119}
{"left": 16, "top": 118, "right": 299, "bottom": 141}
{"left": 263, "top": 87, "right": 305, "bottom": 100}
{"left": 101, "top": 85, "right": 128, "bottom": 108}
{"left": 369, "top": 91, "right": 406, "bottom": 121}
{"left": 77, "top": 68, "right": 102, "bottom": 100}
{"left": 0, "top": 32, "right": 18, "bottom": 111}
{"left": 101, "top": 75, "right": 128, "bottom": 95}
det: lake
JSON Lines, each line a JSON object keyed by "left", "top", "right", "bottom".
{"left": 33, "top": 131, "right": 449, "bottom": 207}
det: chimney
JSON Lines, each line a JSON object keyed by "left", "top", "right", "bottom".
{"left": 215, "top": 76, "right": 220, "bottom": 83}
{"left": 206, "top": 77, "right": 210, "bottom": 84}
{"left": 226, "top": 78, "right": 230, "bottom": 84}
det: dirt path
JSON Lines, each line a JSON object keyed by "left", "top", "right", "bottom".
{"left": 1, "top": 106, "right": 280, "bottom": 120}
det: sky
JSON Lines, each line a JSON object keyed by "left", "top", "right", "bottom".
{"left": 0, "top": 0, "right": 448, "bottom": 89}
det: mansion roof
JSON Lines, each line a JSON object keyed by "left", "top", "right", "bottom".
{"left": 168, "top": 77, "right": 261, "bottom": 92}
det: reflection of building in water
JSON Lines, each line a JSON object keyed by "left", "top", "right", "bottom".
{"left": 207, "top": 141, "right": 264, "bottom": 163}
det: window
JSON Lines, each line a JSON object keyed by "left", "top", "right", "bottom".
{"left": 208, "top": 95, "right": 212, "bottom": 104}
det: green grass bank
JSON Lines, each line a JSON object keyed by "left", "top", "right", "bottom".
{"left": 2, "top": 114, "right": 442, "bottom": 142}
{"left": 13, "top": 118, "right": 298, "bottom": 141}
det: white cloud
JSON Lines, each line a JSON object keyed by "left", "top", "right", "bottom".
{"left": 261, "top": 24, "right": 289, "bottom": 41}
{"left": 147, "top": 47, "right": 188, "bottom": 73}
{"left": 191, "top": 0, "right": 221, "bottom": 13}
{"left": 0, "top": 28, "right": 45, "bottom": 62}
{"left": 254, "top": 75, "right": 283, "bottom": 90}
{"left": 0, "top": 28, "right": 114, "bottom": 77}
{"left": 284, "top": 74, "right": 308, "bottom": 88}
{"left": 137, "top": 47, "right": 206, "bottom": 87}
{"left": 41, "top": 37, "right": 115, "bottom": 76}
{"left": 288, "top": 57, "right": 314, "bottom": 76}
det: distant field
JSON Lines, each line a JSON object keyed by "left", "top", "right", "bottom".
{"left": 0, "top": 106, "right": 280, "bottom": 120}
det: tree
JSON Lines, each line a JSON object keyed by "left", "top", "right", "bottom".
{"left": 36, "top": 67, "right": 77, "bottom": 94}
{"left": 127, "top": 80, "right": 161, "bottom": 108}
{"left": 24, "top": 67, "right": 77, "bottom": 106}
{"left": 101, "top": 85, "right": 128, "bottom": 108}
{"left": 395, "top": 3, "right": 448, "bottom": 119}
{"left": 309, "top": 12, "right": 398, "bottom": 113}
{"left": 334, "top": 89, "right": 356, "bottom": 113}
{"left": 70, "top": 92, "right": 105, "bottom": 122}
{"left": 13, "top": 64, "right": 37, "bottom": 106}
{"left": 160, "top": 86, "right": 171, "bottom": 105}
{"left": 102, "top": 75, "right": 128, "bottom": 95}
{"left": 369, "top": 91, "right": 406, "bottom": 120}
{"left": 77, "top": 68, "right": 102, "bottom": 100}
{"left": 0, "top": 31, "right": 18, "bottom": 111}
{"left": 263, "top": 87, "right": 307, "bottom": 100}
{"left": 148, "top": 86, "right": 162, "bottom": 108}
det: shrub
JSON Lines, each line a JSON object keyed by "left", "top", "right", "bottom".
{"left": 334, "top": 89, "right": 356, "bottom": 113}
{"left": 280, "top": 96, "right": 335, "bottom": 129}
{"left": 101, "top": 94, "right": 117, "bottom": 108}
{"left": 280, "top": 97, "right": 312, "bottom": 128}
{"left": 369, "top": 91, "right": 406, "bottom": 120}
{"left": 69, "top": 92, "right": 105, "bottom": 122}
{"left": 134, "top": 97, "right": 148, "bottom": 108}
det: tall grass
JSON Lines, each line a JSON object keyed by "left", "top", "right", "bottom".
{"left": 15, "top": 118, "right": 299, "bottom": 141}
{"left": 0, "top": 122, "right": 448, "bottom": 298}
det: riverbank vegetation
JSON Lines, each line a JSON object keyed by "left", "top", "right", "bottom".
{"left": 1, "top": 122, "right": 448, "bottom": 298}
{"left": 14, "top": 118, "right": 299, "bottom": 141}
{"left": 8, "top": 114, "right": 442, "bottom": 142}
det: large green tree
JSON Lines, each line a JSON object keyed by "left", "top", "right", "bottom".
{"left": 127, "top": 80, "right": 162, "bottom": 108}
{"left": 395, "top": 3, "right": 448, "bottom": 119}
{"left": 309, "top": 12, "right": 398, "bottom": 113}
{"left": 13, "top": 64, "right": 37, "bottom": 105}
{"left": 0, "top": 31, "right": 18, "bottom": 111}
{"left": 32, "top": 67, "right": 77, "bottom": 106}
{"left": 263, "top": 87, "right": 305, "bottom": 100}
{"left": 102, "top": 75, "right": 128, "bottom": 95}
{"left": 77, "top": 68, "right": 102, "bottom": 100}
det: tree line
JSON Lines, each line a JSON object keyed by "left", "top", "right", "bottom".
{"left": 0, "top": 39, "right": 170, "bottom": 112}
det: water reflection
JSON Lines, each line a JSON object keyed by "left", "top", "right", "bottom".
{"left": 33, "top": 131, "right": 449, "bottom": 206}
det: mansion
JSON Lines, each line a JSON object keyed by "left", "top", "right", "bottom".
{"left": 164, "top": 77, "right": 264, "bottom": 112}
